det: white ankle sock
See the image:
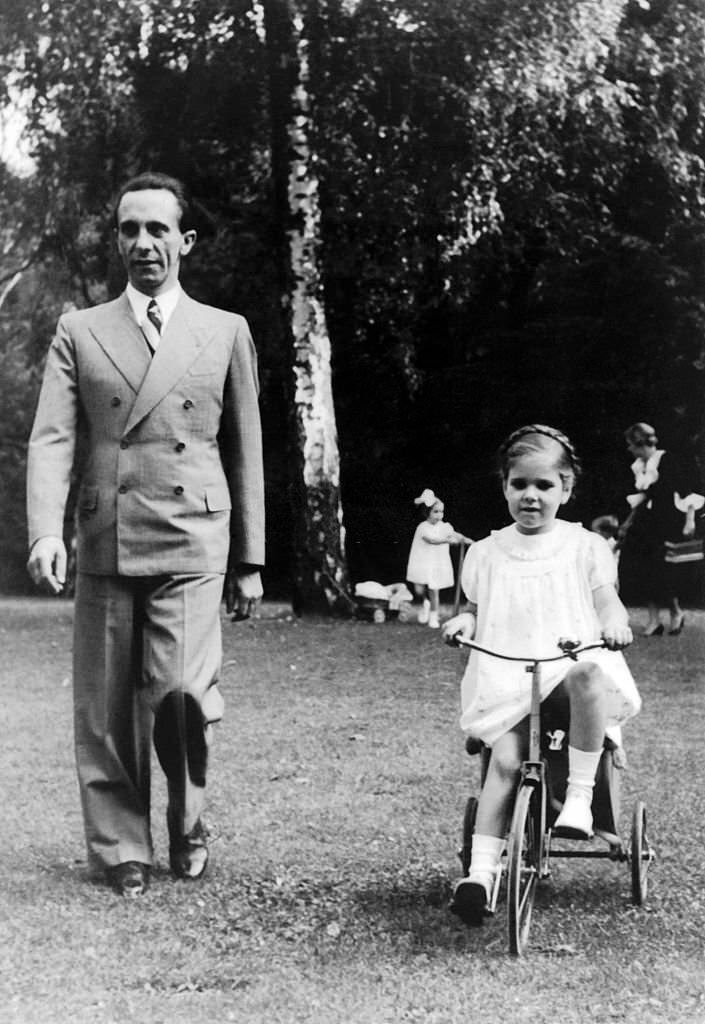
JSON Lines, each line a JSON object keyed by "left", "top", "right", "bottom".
{"left": 566, "top": 746, "right": 602, "bottom": 800}
{"left": 468, "top": 833, "right": 505, "bottom": 893}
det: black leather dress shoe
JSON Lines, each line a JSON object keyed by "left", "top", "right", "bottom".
{"left": 168, "top": 818, "right": 209, "bottom": 880}
{"left": 107, "top": 861, "right": 150, "bottom": 897}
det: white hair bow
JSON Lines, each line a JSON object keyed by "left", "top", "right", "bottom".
{"left": 414, "top": 488, "right": 437, "bottom": 507}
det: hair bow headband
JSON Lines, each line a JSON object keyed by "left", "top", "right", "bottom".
{"left": 414, "top": 488, "right": 437, "bottom": 507}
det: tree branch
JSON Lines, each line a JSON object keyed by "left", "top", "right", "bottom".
{"left": 0, "top": 271, "right": 22, "bottom": 312}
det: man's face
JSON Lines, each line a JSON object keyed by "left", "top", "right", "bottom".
{"left": 116, "top": 188, "right": 196, "bottom": 296}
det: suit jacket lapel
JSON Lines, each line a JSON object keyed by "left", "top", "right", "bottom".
{"left": 89, "top": 294, "right": 152, "bottom": 393}
{"left": 122, "top": 294, "right": 211, "bottom": 436}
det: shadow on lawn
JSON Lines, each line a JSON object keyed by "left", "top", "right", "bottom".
{"left": 345, "top": 859, "right": 639, "bottom": 947}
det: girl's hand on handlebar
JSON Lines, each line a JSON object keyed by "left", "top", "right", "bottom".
{"left": 442, "top": 612, "right": 476, "bottom": 646}
{"left": 601, "top": 622, "right": 633, "bottom": 650}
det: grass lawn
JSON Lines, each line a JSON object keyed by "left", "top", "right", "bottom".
{"left": 1, "top": 597, "right": 704, "bottom": 1024}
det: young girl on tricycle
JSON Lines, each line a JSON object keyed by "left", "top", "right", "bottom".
{"left": 442, "top": 425, "right": 642, "bottom": 926}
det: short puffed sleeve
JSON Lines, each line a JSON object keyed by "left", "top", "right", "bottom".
{"left": 586, "top": 531, "right": 618, "bottom": 590}
{"left": 418, "top": 522, "right": 433, "bottom": 541}
{"left": 460, "top": 538, "right": 481, "bottom": 602}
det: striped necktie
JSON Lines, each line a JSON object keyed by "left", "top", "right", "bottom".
{"left": 142, "top": 299, "right": 162, "bottom": 354}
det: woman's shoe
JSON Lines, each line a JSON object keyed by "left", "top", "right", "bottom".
{"left": 669, "top": 613, "right": 686, "bottom": 636}
{"left": 643, "top": 622, "right": 664, "bottom": 637}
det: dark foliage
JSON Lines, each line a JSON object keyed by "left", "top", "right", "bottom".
{"left": 1, "top": 0, "right": 704, "bottom": 597}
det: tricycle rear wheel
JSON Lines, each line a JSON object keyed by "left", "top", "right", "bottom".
{"left": 630, "top": 800, "right": 652, "bottom": 905}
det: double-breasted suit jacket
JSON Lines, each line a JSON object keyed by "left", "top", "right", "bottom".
{"left": 27, "top": 291, "right": 265, "bottom": 574}
{"left": 27, "top": 290, "right": 265, "bottom": 869}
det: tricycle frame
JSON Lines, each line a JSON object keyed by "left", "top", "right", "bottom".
{"left": 453, "top": 636, "right": 654, "bottom": 956}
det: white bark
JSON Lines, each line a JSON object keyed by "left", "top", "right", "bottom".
{"left": 266, "top": 1, "right": 350, "bottom": 610}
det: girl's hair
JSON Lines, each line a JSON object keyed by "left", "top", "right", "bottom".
{"left": 624, "top": 422, "right": 658, "bottom": 447}
{"left": 497, "top": 424, "right": 581, "bottom": 489}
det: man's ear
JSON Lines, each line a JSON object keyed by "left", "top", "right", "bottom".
{"left": 180, "top": 229, "right": 197, "bottom": 256}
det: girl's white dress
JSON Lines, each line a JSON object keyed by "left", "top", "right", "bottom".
{"left": 406, "top": 520, "right": 456, "bottom": 590}
{"left": 459, "top": 520, "right": 641, "bottom": 745}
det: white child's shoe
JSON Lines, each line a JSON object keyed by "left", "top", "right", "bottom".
{"left": 553, "top": 788, "right": 594, "bottom": 839}
{"left": 417, "top": 599, "right": 430, "bottom": 625}
{"left": 428, "top": 611, "right": 440, "bottom": 629}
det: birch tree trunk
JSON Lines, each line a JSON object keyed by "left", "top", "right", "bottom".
{"left": 263, "top": 0, "right": 352, "bottom": 615}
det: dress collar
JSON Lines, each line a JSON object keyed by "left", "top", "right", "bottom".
{"left": 630, "top": 449, "right": 664, "bottom": 491}
{"left": 492, "top": 520, "right": 577, "bottom": 560}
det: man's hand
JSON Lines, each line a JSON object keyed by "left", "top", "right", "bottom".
{"left": 225, "top": 564, "right": 263, "bottom": 619}
{"left": 27, "top": 536, "right": 67, "bottom": 595}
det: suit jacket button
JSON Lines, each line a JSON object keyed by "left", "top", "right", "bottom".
{"left": 120, "top": 440, "right": 129, "bottom": 449}
{"left": 183, "top": 399, "right": 193, "bottom": 409}
{"left": 118, "top": 484, "right": 128, "bottom": 494}
{"left": 174, "top": 485, "right": 184, "bottom": 495}
{"left": 111, "top": 396, "right": 121, "bottom": 407}
{"left": 175, "top": 442, "right": 186, "bottom": 452}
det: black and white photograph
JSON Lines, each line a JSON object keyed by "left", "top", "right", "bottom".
{"left": 1, "top": 1, "right": 704, "bottom": 1022}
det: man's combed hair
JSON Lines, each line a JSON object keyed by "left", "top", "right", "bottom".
{"left": 112, "top": 172, "right": 193, "bottom": 230}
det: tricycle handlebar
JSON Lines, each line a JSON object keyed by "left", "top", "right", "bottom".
{"left": 448, "top": 635, "right": 607, "bottom": 664}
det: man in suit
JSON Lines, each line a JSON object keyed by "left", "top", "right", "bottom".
{"left": 26, "top": 172, "right": 265, "bottom": 897}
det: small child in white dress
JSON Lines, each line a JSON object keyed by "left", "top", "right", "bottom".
{"left": 406, "top": 489, "right": 472, "bottom": 628}
{"left": 441, "top": 425, "right": 641, "bottom": 926}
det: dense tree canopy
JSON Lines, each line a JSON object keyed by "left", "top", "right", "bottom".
{"left": 1, "top": 0, "right": 704, "bottom": 598}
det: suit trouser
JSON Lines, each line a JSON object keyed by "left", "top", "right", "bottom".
{"left": 73, "top": 572, "right": 225, "bottom": 869}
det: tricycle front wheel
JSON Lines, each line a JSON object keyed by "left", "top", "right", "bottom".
{"left": 507, "top": 783, "right": 542, "bottom": 956}
{"left": 458, "top": 796, "right": 478, "bottom": 876}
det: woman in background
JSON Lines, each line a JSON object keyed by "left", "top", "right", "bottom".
{"left": 619, "top": 422, "right": 704, "bottom": 636}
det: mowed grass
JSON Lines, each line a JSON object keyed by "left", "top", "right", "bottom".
{"left": 2, "top": 597, "right": 705, "bottom": 1024}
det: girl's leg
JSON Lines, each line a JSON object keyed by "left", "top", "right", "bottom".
{"left": 554, "top": 663, "right": 608, "bottom": 837}
{"left": 414, "top": 584, "right": 430, "bottom": 624}
{"left": 428, "top": 588, "right": 440, "bottom": 628}
{"left": 451, "top": 727, "right": 526, "bottom": 923}
{"left": 474, "top": 729, "right": 526, "bottom": 837}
